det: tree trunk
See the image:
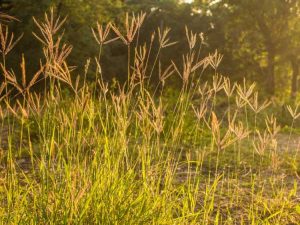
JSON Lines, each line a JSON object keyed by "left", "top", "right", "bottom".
{"left": 255, "top": 15, "right": 276, "bottom": 95}
{"left": 290, "top": 58, "right": 299, "bottom": 101}
{"left": 56, "top": 1, "right": 63, "bottom": 17}
{"left": 266, "top": 50, "right": 275, "bottom": 95}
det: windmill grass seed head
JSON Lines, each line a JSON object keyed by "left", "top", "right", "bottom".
{"left": 111, "top": 12, "right": 146, "bottom": 45}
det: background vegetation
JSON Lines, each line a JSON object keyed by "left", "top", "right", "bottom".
{"left": 2, "top": 0, "right": 300, "bottom": 101}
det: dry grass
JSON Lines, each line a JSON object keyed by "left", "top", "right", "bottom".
{"left": 0, "top": 9, "right": 299, "bottom": 224}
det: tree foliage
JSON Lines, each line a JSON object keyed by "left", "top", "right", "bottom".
{"left": 2, "top": 0, "right": 300, "bottom": 99}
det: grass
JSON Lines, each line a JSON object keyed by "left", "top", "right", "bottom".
{"left": 0, "top": 9, "right": 300, "bottom": 224}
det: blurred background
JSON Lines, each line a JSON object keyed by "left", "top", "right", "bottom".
{"left": 1, "top": 0, "right": 300, "bottom": 102}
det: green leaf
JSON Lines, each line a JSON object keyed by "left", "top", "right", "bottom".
{"left": 295, "top": 205, "right": 300, "bottom": 215}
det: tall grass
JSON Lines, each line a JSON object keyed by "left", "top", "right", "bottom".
{"left": 0, "top": 9, "right": 299, "bottom": 224}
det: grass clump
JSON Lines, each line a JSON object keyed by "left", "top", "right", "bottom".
{"left": 0, "top": 9, "right": 300, "bottom": 224}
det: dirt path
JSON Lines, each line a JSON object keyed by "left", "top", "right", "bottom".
{"left": 277, "top": 133, "right": 300, "bottom": 152}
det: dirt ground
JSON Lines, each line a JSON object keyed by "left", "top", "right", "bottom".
{"left": 277, "top": 133, "right": 300, "bottom": 152}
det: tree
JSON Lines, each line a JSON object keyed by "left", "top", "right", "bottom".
{"left": 207, "top": 0, "right": 299, "bottom": 97}
{"left": 0, "top": 0, "right": 13, "bottom": 11}
{"left": 285, "top": 2, "right": 300, "bottom": 101}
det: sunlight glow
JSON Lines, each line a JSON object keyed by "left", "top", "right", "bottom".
{"left": 181, "top": 0, "right": 194, "bottom": 4}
